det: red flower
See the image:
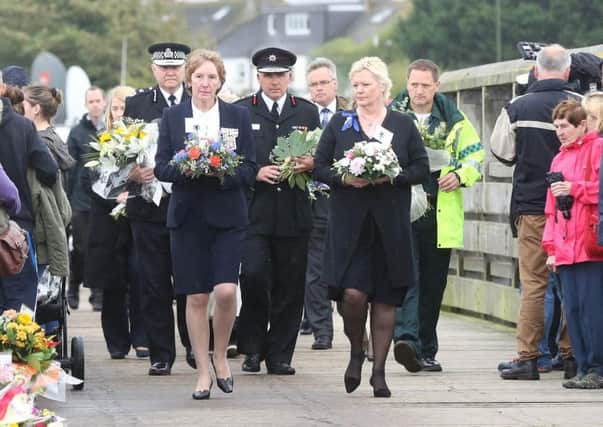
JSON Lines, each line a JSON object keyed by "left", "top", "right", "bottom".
{"left": 188, "top": 146, "right": 201, "bottom": 160}
{"left": 209, "top": 155, "right": 222, "bottom": 168}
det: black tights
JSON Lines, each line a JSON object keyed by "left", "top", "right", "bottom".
{"left": 342, "top": 289, "right": 396, "bottom": 389}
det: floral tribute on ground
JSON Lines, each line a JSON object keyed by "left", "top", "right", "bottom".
{"left": 0, "top": 310, "right": 80, "bottom": 426}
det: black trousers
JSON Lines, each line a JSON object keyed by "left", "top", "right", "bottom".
{"left": 413, "top": 210, "right": 452, "bottom": 359}
{"left": 238, "top": 234, "right": 308, "bottom": 365}
{"left": 130, "top": 221, "right": 189, "bottom": 366}
{"left": 304, "top": 195, "right": 332, "bottom": 340}
{"left": 69, "top": 210, "right": 89, "bottom": 296}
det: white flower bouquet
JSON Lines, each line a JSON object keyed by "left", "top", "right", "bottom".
{"left": 333, "top": 141, "right": 401, "bottom": 183}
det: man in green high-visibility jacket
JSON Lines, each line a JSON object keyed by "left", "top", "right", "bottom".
{"left": 390, "top": 59, "right": 484, "bottom": 372}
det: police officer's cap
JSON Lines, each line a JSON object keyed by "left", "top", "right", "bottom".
{"left": 252, "top": 47, "right": 296, "bottom": 73}
{"left": 148, "top": 42, "right": 191, "bottom": 66}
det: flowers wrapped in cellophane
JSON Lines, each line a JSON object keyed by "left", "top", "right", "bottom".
{"left": 170, "top": 132, "right": 242, "bottom": 183}
{"left": 333, "top": 140, "right": 401, "bottom": 183}
{"left": 270, "top": 128, "right": 323, "bottom": 197}
{"left": 85, "top": 119, "right": 164, "bottom": 206}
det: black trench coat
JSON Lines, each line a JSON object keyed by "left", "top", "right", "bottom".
{"left": 313, "top": 109, "right": 429, "bottom": 290}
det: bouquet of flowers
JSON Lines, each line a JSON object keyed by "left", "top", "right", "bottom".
{"left": 414, "top": 120, "right": 448, "bottom": 150}
{"left": 333, "top": 141, "right": 401, "bottom": 183}
{"left": 0, "top": 310, "right": 57, "bottom": 374}
{"left": 85, "top": 119, "right": 162, "bottom": 204}
{"left": 270, "top": 128, "right": 322, "bottom": 193}
{"left": 170, "top": 132, "right": 242, "bottom": 183}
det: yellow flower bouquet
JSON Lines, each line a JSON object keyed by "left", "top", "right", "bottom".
{"left": 0, "top": 310, "right": 57, "bottom": 374}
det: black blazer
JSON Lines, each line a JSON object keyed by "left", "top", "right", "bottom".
{"left": 235, "top": 91, "right": 320, "bottom": 237}
{"left": 154, "top": 98, "right": 257, "bottom": 229}
{"left": 313, "top": 109, "right": 429, "bottom": 289}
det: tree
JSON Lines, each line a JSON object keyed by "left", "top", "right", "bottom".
{"left": 393, "top": 0, "right": 603, "bottom": 71}
{"left": 0, "top": 0, "right": 210, "bottom": 90}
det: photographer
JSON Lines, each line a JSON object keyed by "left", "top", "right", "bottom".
{"left": 543, "top": 97, "right": 603, "bottom": 389}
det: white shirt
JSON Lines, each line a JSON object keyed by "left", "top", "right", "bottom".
{"left": 160, "top": 85, "right": 184, "bottom": 106}
{"left": 261, "top": 92, "right": 287, "bottom": 115}
{"left": 191, "top": 99, "right": 220, "bottom": 141}
{"left": 415, "top": 112, "right": 430, "bottom": 125}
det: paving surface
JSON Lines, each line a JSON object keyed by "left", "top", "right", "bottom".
{"left": 44, "top": 291, "right": 603, "bottom": 427}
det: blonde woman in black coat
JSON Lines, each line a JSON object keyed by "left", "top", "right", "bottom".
{"left": 313, "top": 57, "right": 429, "bottom": 398}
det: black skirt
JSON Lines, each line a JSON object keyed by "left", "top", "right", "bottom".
{"left": 329, "top": 214, "right": 407, "bottom": 307}
{"left": 170, "top": 217, "right": 243, "bottom": 295}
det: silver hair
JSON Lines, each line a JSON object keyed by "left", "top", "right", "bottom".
{"left": 0, "top": 70, "right": 3, "bottom": 84}
{"left": 307, "top": 57, "right": 337, "bottom": 80}
{"left": 536, "top": 44, "right": 571, "bottom": 73}
{"left": 349, "top": 56, "right": 392, "bottom": 101}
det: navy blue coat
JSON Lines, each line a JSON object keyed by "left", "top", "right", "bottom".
{"left": 154, "top": 98, "right": 257, "bottom": 229}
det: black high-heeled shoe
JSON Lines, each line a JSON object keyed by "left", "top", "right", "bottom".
{"left": 192, "top": 379, "right": 213, "bottom": 400}
{"left": 211, "top": 357, "right": 234, "bottom": 393}
{"left": 369, "top": 369, "right": 391, "bottom": 398}
{"left": 344, "top": 351, "right": 365, "bottom": 393}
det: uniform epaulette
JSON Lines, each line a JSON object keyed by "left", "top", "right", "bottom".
{"left": 234, "top": 94, "right": 254, "bottom": 105}
{"left": 135, "top": 87, "right": 153, "bottom": 95}
{"left": 291, "top": 95, "right": 314, "bottom": 107}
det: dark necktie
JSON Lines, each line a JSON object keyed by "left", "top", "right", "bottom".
{"left": 168, "top": 94, "right": 176, "bottom": 106}
{"left": 271, "top": 102, "right": 279, "bottom": 121}
{"left": 320, "top": 107, "right": 330, "bottom": 129}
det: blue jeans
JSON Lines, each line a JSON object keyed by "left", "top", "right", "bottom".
{"left": 537, "top": 273, "right": 560, "bottom": 368}
{"left": 558, "top": 261, "right": 603, "bottom": 376}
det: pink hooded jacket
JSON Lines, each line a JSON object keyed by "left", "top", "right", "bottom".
{"left": 542, "top": 130, "right": 603, "bottom": 266}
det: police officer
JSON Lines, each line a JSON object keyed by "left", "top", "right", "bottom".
{"left": 236, "top": 47, "right": 320, "bottom": 375}
{"left": 123, "top": 42, "right": 193, "bottom": 375}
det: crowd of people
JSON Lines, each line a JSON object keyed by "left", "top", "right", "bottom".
{"left": 0, "top": 40, "right": 600, "bottom": 401}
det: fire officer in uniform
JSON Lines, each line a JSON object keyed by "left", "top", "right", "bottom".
{"left": 236, "top": 47, "right": 320, "bottom": 375}
{"left": 123, "top": 42, "right": 194, "bottom": 375}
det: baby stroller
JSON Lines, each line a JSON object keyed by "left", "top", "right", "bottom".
{"left": 36, "top": 267, "right": 85, "bottom": 390}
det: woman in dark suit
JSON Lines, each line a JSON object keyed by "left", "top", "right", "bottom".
{"left": 313, "top": 57, "right": 429, "bottom": 398}
{"left": 154, "top": 49, "right": 257, "bottom": 400}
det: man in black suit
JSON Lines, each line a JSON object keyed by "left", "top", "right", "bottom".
{"left": 123, "top": 42, "right": 193, "bottom": 376}
{"left": 236, "top": 47, "right": 320, "bottom": 375}
{"left": 302, "top": 57, "right": 349, "bottom": 350}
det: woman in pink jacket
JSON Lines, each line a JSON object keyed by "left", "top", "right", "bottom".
{"left": 543, "top": 96, "right": 603, "bottom": 389}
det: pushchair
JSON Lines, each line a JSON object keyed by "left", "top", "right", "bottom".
{"left": 36, "top": 267, "right": 85, "bottom": 390}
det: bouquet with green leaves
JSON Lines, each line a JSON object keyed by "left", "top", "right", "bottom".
{"left": 270, "top": 128, "right": 322, "bottom": 192}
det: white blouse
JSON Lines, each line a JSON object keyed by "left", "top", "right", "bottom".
{"left": 190, "top": 99, "right": 220, "bottom": 141}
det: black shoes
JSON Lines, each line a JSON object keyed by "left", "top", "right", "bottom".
{"left": 299, "top": 319, "right": 312, "bottom": 335}
{"left": 421, "top": 357, "right": 443, "bottom": 372}
{"left": 393, "top": 341, "right": 423, "bottom": 373}
{"left": 110, "top": 352, "right": 126, "bottom": 360}
{"left": 192, "top": 380, "right": 212, "bottom": 400}
{"left": 311, "top": 337, "right": 332, "bottom": 350}
{"left": 563, "top": 357, "right": 578, "bottom": 380}
{"left": 211, "top": 357, "right": 234, "bottom": 393}
{"left": 344, "top": 351, "right": 365, "bottom": 393}
{"left": 135, "top": 347, "right": 149, "bottom": 358}
{"left": 266, "top": 361, "right": 296, "bottom": 375}
{"left": 186, "top": 348, "right": 197, "bottom": 369}
{"left": 148, "top": 362, "right": 171, "bottom": 376}
{"left": 242, "top": 354, "right": 262, "bottom": 373}
{"left": 67, "top": 294, "right": 79, "bottom": 310}
{"left": 369, "top": 370, "right": 391, "bottom": 398}
{"left": 500, "top": 358, "right": 539, "bottom": 380}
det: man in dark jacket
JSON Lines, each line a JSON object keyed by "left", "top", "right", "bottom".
{"left": 491, "top": 44, "right": 578, "bottom": 380}
{"left": 236, "top": 47, "right": 320, "bottom": 375}
{"left": 301, "top": 57, "right": 348, "bottom": 350}
{"left": 123, "top": 42, "right": 193, "bottom": 376}
{"left": 66, "top": 86, "right": 106, "bottom": 311}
